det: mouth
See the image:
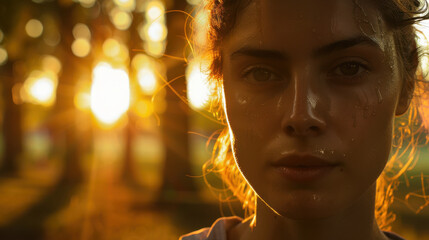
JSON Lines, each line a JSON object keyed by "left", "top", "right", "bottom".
{"left": 271, "top": 153, "right": 339, "bottom": 182}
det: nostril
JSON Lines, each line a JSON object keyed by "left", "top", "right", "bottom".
{"left": 286, "top": 126, "right": 295, "bottom": 134}
{"left": 309, "top": 126, "right": 319, "bottom": 132}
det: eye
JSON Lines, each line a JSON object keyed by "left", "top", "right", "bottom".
{"left": 242, "top": 66, "right": 282, "bottom": 83}
{"left": 332, "top": 61, "right": 367, "bottom": 77}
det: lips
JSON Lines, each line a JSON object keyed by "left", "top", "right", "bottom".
{"left": 271, "top": 153, "right": 339, "bottom": 182}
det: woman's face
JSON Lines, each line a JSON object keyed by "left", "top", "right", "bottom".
{"left": 222, "top": 0, "right": 410, "bottom": 219}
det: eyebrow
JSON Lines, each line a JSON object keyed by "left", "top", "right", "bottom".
{"left": 230, "top": 36, "right": 383, "bottom": 60}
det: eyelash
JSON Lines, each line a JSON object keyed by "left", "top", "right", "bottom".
{"left": 328, "top": 60, "right": 370, "bottom": 81}
{"left": 241, "top": 65, "right": 283, "bottom": 83}
{"left": 240, "top": 60, "right": 370, "bottom": 83}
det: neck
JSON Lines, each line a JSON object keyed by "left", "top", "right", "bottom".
{"left": 230, "top": 184, "right": 389, "bottom": 240}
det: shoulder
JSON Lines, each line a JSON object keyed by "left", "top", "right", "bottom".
{"left": 383, "top": 231, "right": 407, "bottom": 240}
{"left": 179, "top": 216, "right": 243, "bottom": 240}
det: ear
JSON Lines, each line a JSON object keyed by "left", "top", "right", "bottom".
{"left": 395, "top": 77, "right": 414, "bottom": 116}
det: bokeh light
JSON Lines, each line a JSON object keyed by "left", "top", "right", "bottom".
{"left": 90, "top": 62, "right": 130, "bottom": 125}
{"left": 102, "top": 38, "right": 129, "bottom": 62}
{"left": 146, "top": 1, "right": 165, "bottom": 21}
{"left": 74, "top": 92, "right": 91, "bottom": 111}
{"left": 146, "top": 22, "right": 167, "bottom": 42}
{"left": 143, "top": 41, "right": 166, "bottom": 58}
{"left": 42, "top": 55, "right": 62, "bottom": 75}
{"left": 72, "top": 23, "right": 91, "bottom": 40}
{"left": 113, "top": 0, "right": 136, "bottom": 12}
{"left": 0, "top": 47, "right": 8, "bottom": 66}
{"left": 102, "top": 38, "right": 120, "bottom": 57}
{"left": 21, "top": 71, "right": 57, "bottom": 107}
{"left": 25, "top": 19, "right": 44, "bottom": 38}
{"left": 110, "top": 8, "right": 133, "bottom": 30}
{"left": 78, "top": 0, "right": 96, "bottom": 8}
{"left": 186, "top": 59, "right": 211, "bottom": 109}
{"left": 148, "top": 41, "right": 166, "bottom": 58}
{"left": 134, "top": 99, "right": 154, "bottom": 118}
{"left": 137, "top": 67, "right": 157, "bottom": 95}
{"left": 71, "top": 38, "right": 91, "bottom": 57}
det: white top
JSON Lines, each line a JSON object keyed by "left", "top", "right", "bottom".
{"left": 179, "top": 216, "right": 406, "bottom": 240}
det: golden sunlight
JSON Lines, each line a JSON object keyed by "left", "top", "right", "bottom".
{"left": 143, "top": 41, "right": 166, "bottom": 58}
{"left": 71, "top": 38, "right": 91, "bottom": 57}
{"left": 102, "top": 38, "right": 129, "bottom": 63}
{"left": 137, "top": 67, "right": 157, "bottom": 95}
{"left": 146, "top": 21, "right": 167, "bottom": 42}
{"left": 90, "top": 62, "right": 130, "bottom": 125}
{"left": 415, "top": 20, "right": 429, "bottom": 77}
{"left": 22, "top": 71, "right": 57, "bottom": 107}
{"left": 110, "top": 8, "right": 133, "bottom": 30}
{"left": 113, "top": 0, "right": 136, "bottom": 12}
{"left": 42, "top": 55, "right": 62, "bottom": 75}
{"left": 146, "top": 0, "right": 165, "bottom": 21}
{"left": 78, "top": 0, "right": 96, "bottom": 8}
{"left": 25, "top": 19, "right": 44, "bottom": 38}
{"left": 186, "top": 59, "right": 211, "bottom": 109}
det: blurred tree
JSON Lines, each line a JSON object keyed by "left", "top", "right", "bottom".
{"left": 54, "top": 2, "right": 86, "bottom": 184}
{"left": 0, "top": 1, "right": 26, "bottom": 175}
{"left": 122, "top": 10, "right": 143, "bottom": 184}
{"left": 158, "top": 0, "right": 197, "bottom": 202}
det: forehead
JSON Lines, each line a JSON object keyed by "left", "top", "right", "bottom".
{"left": 223, "top": 0, "right": 389, "bottom": 55}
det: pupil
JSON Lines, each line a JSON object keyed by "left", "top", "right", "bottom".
{"left": 340, "top": 63, "right": 359, "bottom": 76}
{"left": 253, "top": 69, "right": 271, "bottom": 81}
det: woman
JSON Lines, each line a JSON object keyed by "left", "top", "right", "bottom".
{"left": 181, "top": 0, "right": 429, "bottom": 239}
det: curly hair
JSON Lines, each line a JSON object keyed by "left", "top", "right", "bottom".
{"left": 199, "top": 0, "right": 429, "bottom": 230}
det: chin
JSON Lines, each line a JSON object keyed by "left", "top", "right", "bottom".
{"left": 267, "top": 192, "right": 340, "bottom": 220}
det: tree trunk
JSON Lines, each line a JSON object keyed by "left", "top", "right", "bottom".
{"left": 158, "top": 0, "right": 196, "bottom": 202}
{"left": 1, "top": 61, "right": 23, "bottom": 175}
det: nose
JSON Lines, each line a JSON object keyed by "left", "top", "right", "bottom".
{"left": 281, "top": 73, "right": 326, "bottom": 137}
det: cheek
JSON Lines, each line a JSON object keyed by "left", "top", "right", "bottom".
{"left": 333, "top": 84, "right": 397, "bottom": 178}
{"left": 223, "top": 84, "right": 282, "bottom": 144}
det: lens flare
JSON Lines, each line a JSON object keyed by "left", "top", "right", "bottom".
{"left": 90, "top": 62, "right": 130, "bottom": 125}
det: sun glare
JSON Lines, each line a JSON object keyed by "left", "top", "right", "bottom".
{"left": 415, "top": 20, "right": 429, "bottom": 77}
{"left": 146, "top": 21, "right": 167, "bottom": 42}
{"left": 22, "top": 71, "right": 57, "bottom": 107}
{"left": 186, "top": 60, "right": 211, "bottom": 109}
{"left": 90, "top": 62, "right": 130, "bottom": 125}
{"left": 137, "top": 67, "right": 157, "bottom": 95}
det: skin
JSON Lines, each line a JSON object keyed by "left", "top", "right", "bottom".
{"left": 220, "top": 0, "right": 411, "bottom": 240}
